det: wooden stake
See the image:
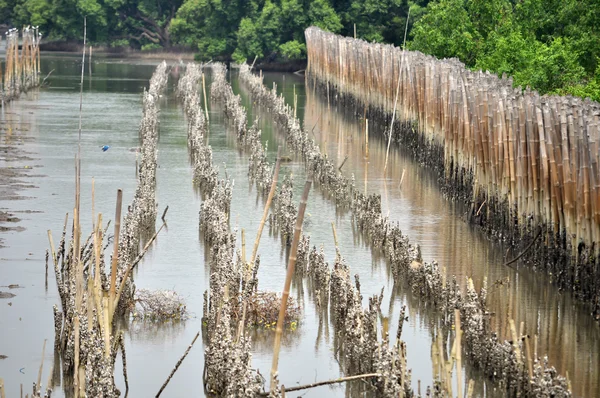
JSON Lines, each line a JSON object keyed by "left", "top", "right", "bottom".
{"left": 383, "top": 7, "right": 410, "bottom": 175}
{"left": 250, "top": 146, "right": 282, "bottom": 266}
{"left": 202, "top": 73, "right": 209, "bottom": 123}
{"left": 455, "top": 309, "right": 463, "bottom": 398}
{"left": 331, "top": 221, "right": 339, "bottom": 247}
{"left": 109, "top": 189, "right": 123, "bottom": 323}
{"left": 36, "top": 339, "right": 47, "bottom": 390}
{"left": 365, "top": 118, "right": 369, "bottom": 158}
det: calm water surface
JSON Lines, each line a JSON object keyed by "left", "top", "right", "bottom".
{"left": 0, "top": 56, "right": 598, "bottom": 397}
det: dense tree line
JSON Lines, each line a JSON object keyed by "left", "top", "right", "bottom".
{"left": 3, "top": 0, "right": 600, "bottom": 100}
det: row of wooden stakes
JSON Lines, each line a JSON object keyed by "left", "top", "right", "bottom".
{"left": 3, "top": 26, "right": 41, "bottom": 100}
{"left": 305, "top": 26, "right": 600, "bottom": 259}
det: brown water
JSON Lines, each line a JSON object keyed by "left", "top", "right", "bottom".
{"left": 0, "top": 57, "right": 598, "bottom": 397}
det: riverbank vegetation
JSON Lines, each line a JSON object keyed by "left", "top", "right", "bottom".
{"left": 8, "top": 0, "right": 600, "bottom": 99}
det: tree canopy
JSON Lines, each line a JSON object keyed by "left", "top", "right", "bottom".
{"left": 4, "top": 0, "right": 600, "bottom": 100}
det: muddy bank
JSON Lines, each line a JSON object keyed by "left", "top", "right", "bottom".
{"left": 0, "top": 120, "right": 41, "bottom": 247}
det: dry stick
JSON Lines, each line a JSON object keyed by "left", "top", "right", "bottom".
{"left": 476, "top": 200, "right": 487, "bottom": 216}
{"left": 202, "top": 73, "right": 209, "bottom": 123}
{"left": 454, "top": 309, "right": 463, "bottom": 398}
{"left": 92, "top": 217, "right": 110, "bottom": 356}
{"left": 0, "top": 378, "right": 4, "bottom": 398}
{"left": 77, "top": 17, "right": 86, "bottom": 160}
{"left": 156, "top": 331, "right": 200, "bottom": 397}
{"left": 398, "top": 168, "right": 406, "bottom": 189}
{"left": 237, "top": 147, "right": 283, "bottom": 341}
{"left": 525, "top": 335, "right": 534, "bottom": 381}
{"left": 270, "top": 179, "right": 312, "bottom": 391}
{"left": 503, "top": 227, "right": 542, "bottom": 267}
{"left": 40, "top": 69, "right": 54, "bottom": 86}
{"left": 161, "top": 206, "right": 169, "bottom": 223}
{"left": 119, "top": 333, "right": 129, "bottom": 397}
{"left": 36, "top": 339, "right": 47, "bottom": 390}
{"left": 331, "top": 221, "right": 339, "bottom": 247}
{"left": 260, "top": 373, "right": 380, "bottom": 396}
{"left": 383, "top": 6, "right": 410, "bottom": 175}
{"left": 365, "top": 118, "right": 369, "bottom": 158}
{"left": 115, "top": 220, "right": 167, "bottom": 307}
{"left": 250, "top": 146, "right": 282, "bottom": 265}
{"left": 338, "top": 155, "right": 348, "bottom": 171}
{"left": 241, "top": 229, "right": 246, "bottom": 264}
{"left": 109, "top": 189, "right": 123, "bottom": 325}
{"left": 466, "top": 379, "right": 475, "bottom": 398}
{"left": 250, "top": 55, "right": 258, "bottom": 71}
{"left": 72, "top": 20, "right": 86, "bottom": 395}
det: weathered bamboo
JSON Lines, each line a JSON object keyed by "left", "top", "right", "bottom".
{"left": 270, "top": 180, "right": 312, "bottom": 390}
{"left": 305, "top": 25, "right": 600, "bottom": 320}
{"left": 2, "top": 26, "right": 41, "bottom": 102}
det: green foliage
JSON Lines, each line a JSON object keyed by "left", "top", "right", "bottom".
{"left": 280, "top": 40, "right": 306, "bottom": 60}
{"left": 141, "top": 42, "right": 162, "bottom": 51}
{"left": 111, "top": 38, "right": 129, "bottom": 47}
{"left": 5, "top": 0, "right": 600, "bottom": 102}
{"left": 410, "top": 0, "right": 600, "bottom": 100}
{"left": 233, "top": 17, "right": 263, "bottom": 61}
{"left": 410, "top": 0, "right": 480, "bottom": 65}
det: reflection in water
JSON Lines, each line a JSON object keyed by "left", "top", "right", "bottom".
{"left": 302, "top": 82, "right": 600, "bottom": 397}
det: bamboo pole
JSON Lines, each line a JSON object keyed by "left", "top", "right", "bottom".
{"left": 270, "top": 179, "right": 312, "bottom": 390}
{"left": 383, "top": 7, "right": 411, "bottom": 175}
{"left": 455, "top": 309, "right": 463, "bottom": 398}
{"left": 250, "top": 146, "right": 282, "bottom": 266}
{"left": 365, "top": 118, "right": 369, "bottom": 158}
{"left": 109, "top": 189, "right": 123, "bottom": 324}
{"left": 202, "top": 73, "right": 209, "bottom": 123}
{"left": 237, "top": 147, "right": 283, "bottom": 341}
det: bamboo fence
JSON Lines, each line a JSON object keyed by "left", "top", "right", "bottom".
{"left": 3, "top": 26, "right": 41, "bottom": 101}
{"left": 305, "top": 26, "right": 600, "bottom": 317}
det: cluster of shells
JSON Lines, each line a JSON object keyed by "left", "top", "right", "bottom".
{"left": 209, "top": 62, "right": 414, "bottom": 397}
{"left": 116, "top": 61, "right": 168, "bottom": 313}
{"left": 177, "top": 63, "right": 263, "bottom": 396}
{"left": 237, "top": 64, "right": 572, "bottom": 396}
{"left": 176, "top": 63, "right": 218, "bottom": 195}
{"left": 210, "top": 64, "right": 300, "bottom": 247}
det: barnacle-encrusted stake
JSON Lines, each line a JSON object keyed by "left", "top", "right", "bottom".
{"left": 237, "top": 146, "right": 283, "bottom": 340}
{"left": 177, "top": 62, "right": 264, "bottom": 396}
{"left": 116, "top": 61, "right": 169, "bottom": 316}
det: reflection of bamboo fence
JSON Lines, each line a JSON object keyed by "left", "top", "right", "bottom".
{"left": 305, "top": 26, "right": 600, "bottom": 319}
{"left": 3, "top": 26, "right": 41, "bottom": 101}
{"left": 302, "top": 90, "right": 599, "bottom": 396}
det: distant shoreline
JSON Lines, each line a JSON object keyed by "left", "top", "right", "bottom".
{"left": 39, "top": 41, "right": 307, "bottom": 71}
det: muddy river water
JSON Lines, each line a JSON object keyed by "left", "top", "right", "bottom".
{"left": 0, "top": 55, "right": 598, "bottom": 397}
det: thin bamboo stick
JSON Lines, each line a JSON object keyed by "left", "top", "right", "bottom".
{"left": 109, "top": 189, "right": 123, "bottom": 324}
{"left": 270, "top": 179, "right": 312, "bottom": 390}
